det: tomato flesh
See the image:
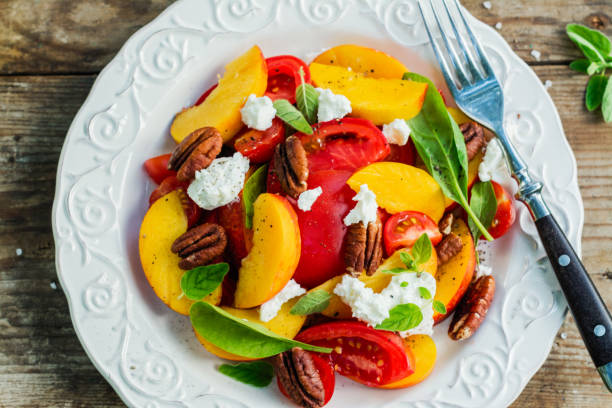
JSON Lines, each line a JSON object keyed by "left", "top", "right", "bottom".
{"left": 383, "top": 211, "right": 442, "bottom": 256}
{"left": 296, "top": 321, "right": 412, "bottom": 387}
{"left": 234, "top": 118, "right": 285, "bottom": 163}
{"left": 216, "top": 192, "right": 252, "bottom": 269}
{"left": 385, "top": 141, "right": 416, "bottom": 166}
{"left": 144, "top": 154, "right": 174, "bottom": 184}
{"left": 277, "top": 352, "right": 335, "bottom": 405}
{"left": 488, "top": 181, "right": 516, "bottom": 239}
{"left": 149, "top": 176, "right": 200, "bottom": 227}
{"left": 264, "top": 55, "right": 310, "bottom": 104}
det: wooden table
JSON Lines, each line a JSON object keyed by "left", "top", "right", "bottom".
{"left": 1, "top": 0, "right": 611, "bottom": 406}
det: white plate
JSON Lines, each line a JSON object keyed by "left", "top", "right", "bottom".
{"left": 52, "top": 1, "right": 583, "bottom": 407}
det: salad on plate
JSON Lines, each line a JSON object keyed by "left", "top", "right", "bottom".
{"left": 138, "top": 44, "right": 517, "bottom": 407}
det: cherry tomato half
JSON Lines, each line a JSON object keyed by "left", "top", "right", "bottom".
{"left": 488, "top": 181, "right": 516, "bottom": 239}
{"left": 296, "top": 321, "right": 413, "bottom": 387}
{"left": 383, "top": 211, "right": 442, "bottom": 256}
{"left": 277, "top": 352, "right": 335, "bottom": 406}
{"left": 264, "top": 55, "right": 310, "bottom": 103}
{"left": 234, "top": 117, "right": 285, "bottom": 163}
{"left": 298, "top": 118, "right": 390, "bottom": 173}
{"left": 149, "top": 176, "right": 201, "bottom": 227}
{"left": 144, "top": 154, "right": 175, "bottom": 184}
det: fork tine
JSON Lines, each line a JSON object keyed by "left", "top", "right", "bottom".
{"left": 453, "top": 0, "right": 495, "bottom": 77}
{"left": 417, "top": 1, "right": 460, "bottom": 93}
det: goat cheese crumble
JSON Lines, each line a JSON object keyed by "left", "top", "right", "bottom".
{"left": 297, "top": 187, "right": 323, "bottom": 211}
{"left": 316, "top": 88, "right": 352, "bottom": 122}
{"left": 478, "top": 139, "right": 510, "bottom": 183}
{"left": 187, "top": 152, "right": 250, "bottom": 210}
{"left": 240, "top": 94, "right": 276, "bottom": 130}
{"left": 382, "top": 119, "right": 411, "bottom": 146}
{"left": 259, "top": 279, "right": 306, "bottom": 322}
{"left": 343, "top": 184, "right": 378, "bottom": 226}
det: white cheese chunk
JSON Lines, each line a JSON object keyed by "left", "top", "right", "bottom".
{"left": 315, "top": 88, "right": 352, "bottom": 122}
{"left": 382, "top": 119, "right": 411, "bottom": 146}
{"left": 259, "top": 279, "right": 306, "bottom": 322}
{"left": 240, "top": 94, "right": 276, "bottom": 131}
{"left": 476, "top": 264, "right": 493, "bottom": 279}
{"left": 187, "top": 152, "right": 250, "bottom": 210}
{"left": 343, "top": 184, "right": 378, "bottom": 227}
{"left": 297, "top": 187, "right": 323, "bottom": 212}
{"left": 478, "top": 138, "right": 513, "bottom": 188}
{"left": 333, "top": 275, "right": 390, "bottom": 326}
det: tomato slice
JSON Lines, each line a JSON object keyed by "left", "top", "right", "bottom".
{"left": 264, "top": 55, "right": 310, "bottom": 103}
{"left": 149, "top": 176, "right": 201, "bottom": 227}
{"left": 297, "top": 118, "right": 390, "bottom": 173}
{"left": 385, "top": 141, "right": 416, "bottom": 166}
{"left": 383, "top": 211, "right": 443, "bottom": 256}
{"left": 296, "top": 321, "right": 413, "bottom": 387}
{"left": 277, "top": 352, "right": 335, "bottom": 405}
{"left": 488, "top": 181, "right": 516, "bottom": 239}
{"left": 144, "top": 154, "right": 175, "bottom": 184}
{"left": 234, "top": 117, "right": 285, "bottom": 163}
{"left": 194, "top": 83, "right": 218, "bottom": 106}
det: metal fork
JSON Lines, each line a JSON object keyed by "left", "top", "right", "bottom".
{"left": 418, "top": 0, "right": 612, "bottom": 392}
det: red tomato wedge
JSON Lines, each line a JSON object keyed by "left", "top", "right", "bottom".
{"left": 277, "top": 352, "right": 335, "bottom": 405}
{"left": 383, "top": 211, "right": 442, "bottom": 256}
{"left": 297, "top": 118, "right": 390, "bottom": 173}
{"left": 385, "top": 141, "right": 416, "bottom": 166}
{"left": 488, "top": 181, "right": 516, "bottom": 239}
{"left": 149, "top": 176, "right": 201, "bottom": 227}
{"left": 296, "top": 321, "right": 413, "bottom": 387}
{"left": 144, "top": 154, "right": 175, "bottom": 184}
{"left": 234, "top": 117, "right": 285, "bottom": 163}
{"left": 264, "top": 55, "right": 310, "bottom": 103}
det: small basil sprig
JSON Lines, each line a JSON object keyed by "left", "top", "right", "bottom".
{"left": 273, "top": 99, "right": 313, "bottom": 134}
{"left": 468, "top": 181, "right": 498, "bottom": 242}
{"left": 190, "top": 301, "right": 331, "bottom": 358}
{"left": 385, "top": 233, "right": 432, "bottom": 274}
{"left": 290, "top": 290, "right": 331, "bottom": 315}
{"left": 243, "top": 164, "right": 268, "bottom": 229}
{"left": 433, "top": 300, "right": 447, "bottom": 315}
{"left": 376, "top": 303, "right": 422, "bottom": 332}
{"left": 180, "top": 263, "right": 229, "bottom": 301}
{"left": 566, "top": 24, "right": 612, "bottom": 122}
{"left": 218, "top": 361, "right": 274, "bottom": 388}
{"left": 295, "top": 67, "right": 319, "bottom": 124}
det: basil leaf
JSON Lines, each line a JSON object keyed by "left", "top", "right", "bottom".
{"left": 569, "top": 58, "right": 591, "bottom": 74}
{"left": 273, "top": 99, "right": 313, "bottom": 134}
{"left": 376, "top": 303, "right": 423, "bottom": 332}
{"left": 400, "top": 282, "right": 409, "bottom": 288}
{"left": 603, "top": 77, "right": 612, "bottom": 123}
{"left": 411, "top": 233, "right": 432, "bottom": 266}
{"left": 587, "top": 62, "right": 605, "bottom": 76}
{"left": 399, "top": 251, "right": 417, "bottom": 271}
{"left": 468, "top": 181, "right": 498, "bottom": 241}
{"left": 403, "top": 72, "right": 493, "bottom": 241}
{"left": 433, "top": 300, "right": 447, "bottom": 315}
{"left": 243, "top": 164, "right": 268, "bottom": 229}
{"left": 190, "top": 301, "right": 331, "bottom": 358}
{"left": 180, "top": 263, "right": 229, "bottom": 301}
{"left": 218, "top": 361, "right": 274, "bottom": 388}
{"left": 383, "top": 267, "right": 409, "bottom": 274}
{"left": 290, "top": 290, "right": 331, "bottom": 315}
{"left": 566, "top": 23, "right": 611, "bottom": 63}
{"left": 295, "top": 69, "right": 319, "bottom": 125}
{"left": 418, "top": 287, "right": 432, "bottom": 300}
{"left": 585, "top": 75, "right": 608, "bottom": 111}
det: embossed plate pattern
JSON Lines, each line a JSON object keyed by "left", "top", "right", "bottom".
{"left": 52, "top": 1, "right": 583, "bottom": 407}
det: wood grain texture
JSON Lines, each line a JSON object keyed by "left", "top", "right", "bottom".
{"left": 0, "top": 0, "right": 611, "bottom": 407}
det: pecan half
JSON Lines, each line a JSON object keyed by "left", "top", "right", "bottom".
{"left": 168, "top": 127, "right": 223, "bottom": 182}
{"left": 274, "top": 135, "right": 309, "bottom": 198}
{"left": 436, "top": 232, "right": 463, "bottom": 265}
{"left": 438, "top": 212, "right": 454, "bottom": 236}
{"left": 344, "top": 218, "right": 383, "bottom": 277}
{"left": 273, "top": 348, "right": 326, "bottom": 408}
{"left": 460, "top": 122, "right": 486, "bottom": 161}
{"left": 171, "top": 223, "right": 227, "bottom": 270}
{"left": 448, "top": 275, "right": 496, "bottom": 340}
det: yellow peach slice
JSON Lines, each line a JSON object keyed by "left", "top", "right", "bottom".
{"left": 379, "top": 334, "right": 437, "bottom": 388}
{"left": 312, "top": 44, "right": 408, "bottom": 79}
{"left": 347, "top": 162, "right": 446, "bottom": 222}
{"left": 170, "top": 45, "right": 268, "bottom": 143}
{"left": 139, "top": 191, "right": 221, "bottom": 315}
{"left": 234, "top": 193, "right": 301, "bottom": 309}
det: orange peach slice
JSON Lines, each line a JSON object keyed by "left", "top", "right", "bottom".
{"left": 347, "top": 162, "right": 446, "bottom": 222}
{"left": 312, "top": 44, "right": 408, "bottom": 79}
{"left": 379, "top": 334, "right": 437, "bottom": 388}
{"left": 170, "top": 45, "right": 268, "bottom": 143}
{"left": 433, "top": 218, "right": 476, "bottom": 323}
{"left": 309, "top": 63, "right": 428, "bottom": 125}
{"left": 234, "top": 193, "right": 301, "bottom": 309}
{"left": 139, "top": 191, "right": 221, "bottom": 315}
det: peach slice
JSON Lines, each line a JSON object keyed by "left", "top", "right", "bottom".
{"left": 312, "top": 44, "right": 408, "bottom": 79}
{"left": 194, "top": 299, "right": 307, "bottom": 361}
{"left": 315, "top": 248, "right": 438, "bottom": 319}
{"left": 170, "top": 45, "right": 268, "bottom": 143}
{"left": 234, "top": 193, "right": 301, "bottom": 309}
{"left": 347, "top": 162, "right": 446, "bottom": 222}
{"left": 379, "top": 334, "right": 437, "bottom": 388}
{"left": 309, "top": 63, "right": 428, "bottom": 125}
{"left": 433, "top": 218, "right": 476, "bottom": 323}
{"left": 139, "top": 191, "right": 221, "bottom": 315}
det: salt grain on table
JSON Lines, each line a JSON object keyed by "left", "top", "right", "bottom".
{"left": 531, "top": 49, "right": 541, "bottom": 61}
{"left": 482, "top": 1, "right": 492, "bottom": 9}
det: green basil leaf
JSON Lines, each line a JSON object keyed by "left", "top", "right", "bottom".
{"left": 566, "top": 23, "right": 611, "bottom": 63}
{"left": 399, "top": 251, "right": 417, "bottom": 271}
{"left": 587, "top": 62, "right": 605, "bottom": 76}
{"left": 403, "top": 72, "right": 493, "bottom": 241}
{"left": 468, "top": 181, "right": 498, "bottom": 241}
{"left": 569, "top": 58, "right": 591, "bottom": 74}
{"left": 418, "top": 286, "right": 432, "bottom": 300}
{"left": 383, "top": 267, "right": 409, "bottom": 274}
{"left": 602, "top": 76, "right": 612, "bottom": 123}
{"left": 433, "top": 300, "right": 447, "bottom": 315}
{"left": 218, "top": 361, "right": 274, "bottom": 387}
{"left": 290, "top": 290, "right": 331, "bottom": 315}
{"left": 585, "top": 75, "right": 608, "bottom": 111}
{"left": 400, "top": 282, "right": 409, "bottom": 288}
{"left": 296, "top": 68, "right": 319, "bottom": 125}
{"left": 190, "top": 301, "right": 331, "bottom": 358}
{"left": 376, "top": 303, "right": 423, "bottom": 332}
{"left": 273, "top": 99, "right": 313, "bottom": 134}
{"left": 180, "top": 263, "right": 229, "bottom": 301}
{"left": 243, "top": 164, "right": 268, "bottom": 229}
{"left": 411, "top": 233, "right": 433, "bottom": 266}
